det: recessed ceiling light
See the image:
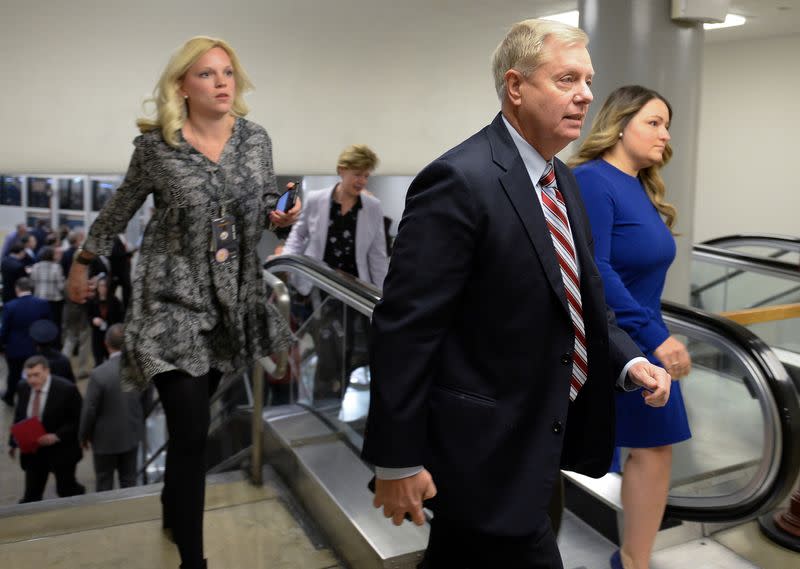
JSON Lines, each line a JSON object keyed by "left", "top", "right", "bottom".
{"left": 541, "top": 10, "right": 580, "bottom": 27}
{"left": 703, "top": 14, "right": 746, "bottom": 30}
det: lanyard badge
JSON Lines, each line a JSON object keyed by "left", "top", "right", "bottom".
{"left": 211, "top": 214, "right": 238, "bottom": 264}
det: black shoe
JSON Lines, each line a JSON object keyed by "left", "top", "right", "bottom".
{"left": 179, "top": 559, "right": 206, "bottom": 569}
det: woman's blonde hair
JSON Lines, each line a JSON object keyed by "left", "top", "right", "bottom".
{"left": 491, "top": 18, "right": 589, "bottom": 101}
{"left": 136, "top": 36, "right": 254, "bottom": 147}
{"left": 337, "top": 144, "right": 379, "bottom": 172}
{"left": 568, "top": 85, "right": 677, "bottom": 229}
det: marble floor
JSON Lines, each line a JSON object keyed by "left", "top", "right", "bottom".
{"left": 0, "top": 477, "right": 343, "bottom": 569}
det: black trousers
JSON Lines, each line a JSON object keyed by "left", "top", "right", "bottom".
{"left": 93, "top": 447, "right": 138, "bottom": 492}
{"left": 154, "top": 369, "right": 221, "bottom": 568}
{"left": 3, "top": 356, "right": 27, "bottom": 404}
{"left": 418, "top": 515, "right": 563, "bottom": 569}
{"left": 21, "top": 462, "right": 85, "bottom": 503}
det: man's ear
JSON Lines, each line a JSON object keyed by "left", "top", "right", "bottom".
{"left": 504, "top": 69, "right": 524, "bottom": 106}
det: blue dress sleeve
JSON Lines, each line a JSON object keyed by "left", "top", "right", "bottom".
{"left": 576, "top": 169, "right": 669, "bottom": 354}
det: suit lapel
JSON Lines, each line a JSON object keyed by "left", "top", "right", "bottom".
{"left": 315, "top": 188, "right": 334, "bottom": 256}
{"left": 489, "top": 114, "right": 569, "bottom": 314}
{"left": 553, "top": 161, "right": 594, "bottom": 283}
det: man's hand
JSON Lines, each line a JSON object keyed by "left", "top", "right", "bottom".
{"left": 628, "top": 361, "right": 671, "bottom": 407}
{"left": 37, "top": 434, "right": 59, "bottom": 447}
{"left": 373, "top": 469, "right": 437, "bottom": 526}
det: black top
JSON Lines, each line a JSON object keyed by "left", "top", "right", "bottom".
{"left": 322, "top": 187, "right": 362, "bottom": 278}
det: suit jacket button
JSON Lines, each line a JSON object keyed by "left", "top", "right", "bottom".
{"left": 552, "top": 420, "right": 563, "bottom": 434}
{"left": 560, "top": 354, "right": 571, "bottom": 365}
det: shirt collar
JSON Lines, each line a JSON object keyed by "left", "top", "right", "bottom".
{"left": 501, "top": 114, "right": 550, "bottom": 187}
{"left": 330, "top": 185, "right": 363, "bottom": 211}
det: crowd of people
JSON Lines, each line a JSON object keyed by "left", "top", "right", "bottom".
{"left": 0, "top": 17, "right": 694, "bottom": 569}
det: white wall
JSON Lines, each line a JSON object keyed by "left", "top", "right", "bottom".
{"left": 0, "top": 0, "right": 548, "bottom": 175}
{"left": 693, "top": 34, "right": 800, "bottom": 242}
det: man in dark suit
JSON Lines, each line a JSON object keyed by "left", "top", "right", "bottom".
{"left": 1, "top": 243, "right": 29, "bottom": 304}
{"left": 362, "top": 19, "right": 671, "bottom": 568}
{"left": 30, "top": 319, "right": 76, "bottom": 383}
{"left": 1, "top": 278, "right": 53, "bottom": 406}
{"left": 79, "top": 324, "right": 144, "bottom": 491}
{"left": 8, "top": 355, "right": 85, "bottom": 502}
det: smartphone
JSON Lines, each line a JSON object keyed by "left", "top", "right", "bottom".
{"left": 276, "top": 182, "right": 300, "bottom": 212}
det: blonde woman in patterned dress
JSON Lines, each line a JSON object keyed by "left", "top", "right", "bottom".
{"left": 66, "top": 36, "right": 300, "bottom": 569}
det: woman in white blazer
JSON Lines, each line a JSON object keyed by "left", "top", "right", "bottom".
{"left": 282, "top": 144, "right": 388, "bottom": 400}
{"left": 282, "top": 144, "right": 388, "bottom": 292}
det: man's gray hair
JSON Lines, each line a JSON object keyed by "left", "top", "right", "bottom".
{"left": 491, "top": 18, "right": 589, "bottom": 101}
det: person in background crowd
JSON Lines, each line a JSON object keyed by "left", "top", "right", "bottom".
{"left": 1, "top": 243, "right": 30, "bottom": 304}
{"left": 570, "top": 85, "right": 691, "bottom": 569}
{"left": 109, "top": 235, "right": 134, "bottom": 312}
{"left": 2, "top": 223, "right": 28, "bottom": 258}
{"left": 362, "top": 19, "right": 671, "bottom": 568}
{"left": 30, "top": 246, "right": 66, "bottom": 339}
{"left": 67, "top": 35, "right": 300, "bottom": 569}
{"left": 8, "top": 355, "right": 85, "bottom": 503}
{"left": 31, "top": 219, "right": 50, "bottom": 255}
{"left": 1, "top": 278, "right": 53, "bottom": 406}
{"left": 30, "top": 319, "right": 76, "bottom": 383}
{"left": 60, "top": 230, "right": 93, "bottom": 379}
{"left": 86, "top": 275, "right": 124, "bottom": 367}
{"left": 20, "top": 234, "right": 38, "bottom": 266}
{"left": 79, "top": 324, "right": 144, "bottom": 492}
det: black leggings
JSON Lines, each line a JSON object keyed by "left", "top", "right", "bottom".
{"left": 154, "top": 369, "right": 221, "bottom": 568}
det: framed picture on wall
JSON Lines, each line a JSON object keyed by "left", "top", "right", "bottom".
{"left": 58, "top": 177, "right": 85, "bottom": 211}
{"left": 58, "top": 213, "right": 86, "bottom": 231}
{"left": 27, "top": 177, "right": 53, "bottom": 209}
{"left": 0, "top": 176, "right": 23, "bottom": 206}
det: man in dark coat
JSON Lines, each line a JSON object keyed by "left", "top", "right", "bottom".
{"left": 1, "top": 278, "right": 52, "bottom": 406}
{"left": 8, "top": 355, "right": 85, "bottom": 502}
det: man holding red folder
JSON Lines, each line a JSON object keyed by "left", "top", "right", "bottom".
{"left": 8, "top": 355, "right": 85, "bottom": 502}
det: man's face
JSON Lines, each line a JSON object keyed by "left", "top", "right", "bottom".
{"left": 514, "top": 37, "right": 594, "bottom": 158}
{"left": 25, "top": 364, "right": 48, "bottom": 390}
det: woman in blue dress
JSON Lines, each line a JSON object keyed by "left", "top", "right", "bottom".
{"left": 570, "top": 85, "right": 691, "bottom": 569}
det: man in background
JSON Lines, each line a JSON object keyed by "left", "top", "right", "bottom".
{"left": 1, "top": 278, "right": 52, "bottom": 406}
{"left": 79, "top": 324, "right": 143, "bottom": 491}
{"left": 8, "top": 355, "right": 85, "bottom": 502}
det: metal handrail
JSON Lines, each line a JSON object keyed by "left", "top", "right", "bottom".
{"left": 250, "top": 269, "right": 292, "bottom": 485}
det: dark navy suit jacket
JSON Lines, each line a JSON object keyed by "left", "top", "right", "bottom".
{"left": 363, "top": 113, "right": 642, "bottom": 536}
{"left": 0, "top": 294, "right": 52, "bottom": 359}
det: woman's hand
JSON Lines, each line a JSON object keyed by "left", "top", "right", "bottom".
{"left": 654, "top": 336, "right": 692, "bottom": 379}
{"left": 66, "top": 263, "right": 94, "bottom": 304}
{"left": 269, "top": 182, "right": 303, "bottom": 228}
{"left": 92, "top": 317, "right": 104, "bottom": 328}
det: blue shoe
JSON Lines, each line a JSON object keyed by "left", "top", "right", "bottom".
{"left": 610, "top": 550, "right": 623, "bottom": 569}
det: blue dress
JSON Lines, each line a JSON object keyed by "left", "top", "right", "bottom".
{"left": 574, "top": 159, "right": 691, "bottom": 455}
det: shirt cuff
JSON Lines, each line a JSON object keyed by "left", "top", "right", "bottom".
{"left": 618, "top": 357, "right": 649, "bottom": 391}
{"left": 375, "top": 465, "right": 424, "bottom": 480}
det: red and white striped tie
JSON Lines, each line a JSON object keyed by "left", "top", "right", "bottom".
{"left": 539, "top": 162, "right": 588, "bottom": 401}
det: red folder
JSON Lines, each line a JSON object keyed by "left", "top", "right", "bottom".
{"left": 11, "top": 417, "right": 47, "bottom": 454}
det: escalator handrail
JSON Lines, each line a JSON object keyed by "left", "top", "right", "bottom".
{"left": 661, "top": 300, "right": 800, "bottom": 521}
{"left": 703, "top": 233, "right": 800, "bottom": 252}
{"left": 264, "top": 254, "right": 382, "bottom": 316}
{"left": 693, "top": 244, "right": 800, "bottom": 284}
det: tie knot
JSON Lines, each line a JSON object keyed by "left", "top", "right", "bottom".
{"left": 539, "top": 162, "right": 557, "bottom": 189}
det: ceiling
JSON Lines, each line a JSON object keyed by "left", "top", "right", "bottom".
{"left": 527, "top": 0, "right": 800, "bottom": 43}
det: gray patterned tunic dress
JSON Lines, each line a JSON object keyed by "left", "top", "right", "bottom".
{"left": 83, "top": 117, "right": 291, "bottom": 390}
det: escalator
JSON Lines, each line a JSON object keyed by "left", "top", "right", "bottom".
{"left": 257, "top": 255, "right": 800, "bottom": 569}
